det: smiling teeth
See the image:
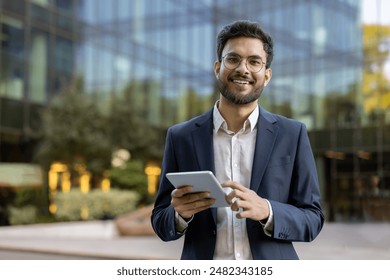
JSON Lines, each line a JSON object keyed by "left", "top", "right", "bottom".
{"left": 233, "top": 80, "right": 250, "bottom": 84}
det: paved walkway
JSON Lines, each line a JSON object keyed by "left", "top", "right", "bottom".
{"left": 0, "top": 221, "right": 389, "bottom": 259}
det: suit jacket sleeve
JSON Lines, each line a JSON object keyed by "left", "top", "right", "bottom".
{"left": 267, "top": 123, "right": 324, "bottom": 242}
{"left": 151, "top": 127, "right": 184, "bottom": 241}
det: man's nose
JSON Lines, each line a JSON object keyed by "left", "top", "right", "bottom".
{"left": 235, "top": 59, "right": 250, "bottom": 73}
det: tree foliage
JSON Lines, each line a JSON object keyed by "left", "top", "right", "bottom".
{"left": 34, "top": 86, "right": 163, "bottom": 183}
{"left": 35, "top": 91, "right": 112, "bottom": 175}
{"left": 109, "top": 160, "right": 148, "bottom": 196}
{"left": 362, "top": 24, "right": 390, "bottom": 115}
{"left": 109, "top": 95, "right": 162, "bottom": 162}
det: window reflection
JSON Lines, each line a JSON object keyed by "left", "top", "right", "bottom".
{"left": 0, "top": 0, "right": 389, "bottom": 222}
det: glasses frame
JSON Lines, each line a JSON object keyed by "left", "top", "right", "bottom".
{"left": 221, "top": 54, "right": 266, "bottom": 73}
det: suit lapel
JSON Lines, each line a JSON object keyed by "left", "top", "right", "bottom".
{"left": 190, "top": 109, "right": 218, "bottom": 223}
{"left": 250, "top": 107, "right": 279, "bottom": 193}
{"left": 191, "top": 109, "right": 215, "bottom": 173}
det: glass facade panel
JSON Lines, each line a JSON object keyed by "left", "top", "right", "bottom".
{"left": 1, "top": 0, "right": 26, "bottom": 14}
{"left": 54, "top": 36, "right": 73, "bottom": 91}
{"left": 0, "top": 16, "right": 24, "bottom": 100}
{"left": 1, "top": 0, "right": 389, "bottom": 222}
{"left": 0, "top": 98, "right": 23, "bottom": 129}
{"left": 56, "top": 12, "right": 73, "bottom": 33}
{"left": 29, "top": 29, "right": 49, "bottom": 103}
{"left": 55, "top": 0, "right": 73, "bottom": 11}
{"left": 30, "top": 1, "right": 51, "bottom": 25}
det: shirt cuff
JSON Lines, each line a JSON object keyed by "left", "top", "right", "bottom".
{"left": 259, "top": 199, "right": 274, "bottom": 237}
{"left": 175, "top": 211, "right": 193, "bottom": 234}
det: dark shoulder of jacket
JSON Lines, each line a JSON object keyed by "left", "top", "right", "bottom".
{"left": 260, "top": 106, "right": 304, "bottom": 131}
{"left": 168, "top": 109, "right": 213, "bottom": 135}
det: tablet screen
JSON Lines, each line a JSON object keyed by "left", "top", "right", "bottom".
{"left": 166, "top": 171, "right": 229, "bottom": 207}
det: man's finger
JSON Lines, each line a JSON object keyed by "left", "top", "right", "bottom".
{"left": 221, "top": 181, "right": 246, "bottom": 191}
{"left": 172, "top": 185, "right": 193, "bottom": 197}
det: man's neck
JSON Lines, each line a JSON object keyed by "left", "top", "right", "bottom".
{"left": 218, "top": 97, "right": 258, "bottom": 133}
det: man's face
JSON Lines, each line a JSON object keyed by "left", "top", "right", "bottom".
{"left": 214, "top": 37, "right": 272, "bottom": 105}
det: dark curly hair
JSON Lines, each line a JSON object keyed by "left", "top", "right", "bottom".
{"left": 216, "top": 20, "right": 274, "bottom": 69}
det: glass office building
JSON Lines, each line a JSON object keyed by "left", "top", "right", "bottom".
{"left": 1, "top": 0, "right": 389, "bottom": 222}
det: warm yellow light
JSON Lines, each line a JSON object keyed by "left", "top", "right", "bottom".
{"left": 357, "top": 150, "right": 371, "bottom": 160}
{"left": 148, "top": 175, "right": 159, "bottom": 195}
{"left": 62, "top": 172, "right": 71, "bottom": 193}
{"left": 50, "top": 162, "right": 68, "bottom": 172}
{"left": 101, "top": 178, "right": 110, "bottom": 192}
{"left": 49, "top": 203, "right": 57, "bottom": 214}
{"left": 145, "top": 165, "right": 162, "bottom": 176}
{"left": 49, "top": 162, "right": 69, "bottom": 190}
{"left": 48, "top": 170, "right": 58, "bottom": 191}
{"left": 80, "top": 206, "right": 89, "bottom": 220}
{"left": 145, "top": 164, "right": 161, "bottom": 195}
{"left": 324, "top": 150, "right": 345, "bottom": 160}
{"left": 80, "top": 173, "right": 91, "bottom": 193}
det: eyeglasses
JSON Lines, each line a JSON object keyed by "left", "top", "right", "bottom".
{"left": 221, "top": 54, "right": 266, "bottom": 73}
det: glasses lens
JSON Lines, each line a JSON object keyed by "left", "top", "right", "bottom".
{"left": 223, "top": 55, "right": 264, "bottom": 73}
{"left": 223, "top": 55, "right": 240, "bottom": 70}
{"left": 247, "top": 57, "right": 264, "bottom": 72}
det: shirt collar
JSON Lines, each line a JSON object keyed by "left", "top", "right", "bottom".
{"left": 213, "top": 101, "right": 225, "bottom": 133}
{"left": 213, "top": 100, "right": 259, "bottom": 134}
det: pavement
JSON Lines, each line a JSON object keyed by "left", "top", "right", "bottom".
{"left": 0, "top": 221, "right": 389, "bottom": 260}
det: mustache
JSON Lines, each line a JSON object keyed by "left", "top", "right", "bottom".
{"left": 228, "top": 74, "right": 254, "bottom": 83}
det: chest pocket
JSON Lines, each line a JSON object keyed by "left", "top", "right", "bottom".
{"left": 267, "top": 155, "right": 291, "bottom": 168}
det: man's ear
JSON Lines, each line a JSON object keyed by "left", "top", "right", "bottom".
{"left": 214, "top": 60, "right": 221, "bottom": 79}
{"left": 264, "top": 68, "right": 272, "bottom": 87}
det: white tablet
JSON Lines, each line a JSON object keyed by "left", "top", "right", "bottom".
{"left": 166, "top": 170, "right": 229, "bottom": 207}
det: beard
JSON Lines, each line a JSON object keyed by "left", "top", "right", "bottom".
{"left": 216, "top": 74, "right": 264, "bottom": 105}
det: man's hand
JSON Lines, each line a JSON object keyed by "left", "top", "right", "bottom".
{"left": 223, "top": 181, "right": 269, "bottom": 221}
{"left": 171, "top": 185, "right": 215, "bottom": 219}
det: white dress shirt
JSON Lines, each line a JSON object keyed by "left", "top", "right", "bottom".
{"left": 212, "top": 102, "right": 273, "bottom": 260}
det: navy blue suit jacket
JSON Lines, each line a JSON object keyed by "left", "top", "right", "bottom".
{"left": 151, "top": 106, "right": 324, "bottom": 259}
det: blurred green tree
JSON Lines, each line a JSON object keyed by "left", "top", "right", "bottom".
{"left": 109, "top": 160, "right": 148, "bottom": 197}
{"left": 34, "top": 83, "right": 164, "bottom": 197}
{"left": 35, "top": 89, "right": 112, "bottom": 176}
{"left": 362, "top": 24, "right": 390, "bottom": 118}
{"left": 109, "top": 93, "right": 163, "bottom": 162}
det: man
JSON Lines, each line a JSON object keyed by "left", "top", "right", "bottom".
{"left": 151, "top": 20, "right": 324, "bottom": 260}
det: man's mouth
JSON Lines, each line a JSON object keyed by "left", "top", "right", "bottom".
{"left": 232, "top": 79, "right": 253, "bottom": 85}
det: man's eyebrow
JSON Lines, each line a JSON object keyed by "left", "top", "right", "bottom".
{"left": 224, "top": 52, "right": 239, "bottom": 57}
{"left": 224, "top": 52, "right": 263, "bottom": 59}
